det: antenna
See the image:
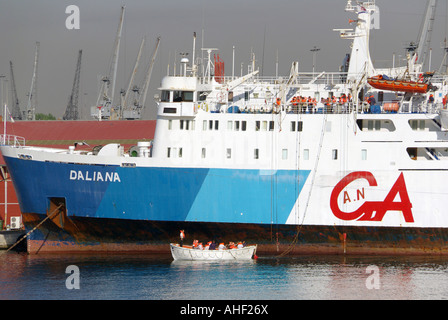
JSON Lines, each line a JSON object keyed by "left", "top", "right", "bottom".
{"left": 201, "top": 48, "right": 218, "bottom": 83}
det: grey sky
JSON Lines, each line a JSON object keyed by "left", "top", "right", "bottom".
{"left": 0, "top": 0, "right": 446, "bottom": 120}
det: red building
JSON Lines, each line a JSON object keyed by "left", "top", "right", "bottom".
{"left": 0, "top": 120, "right": 156, "bottom": 230}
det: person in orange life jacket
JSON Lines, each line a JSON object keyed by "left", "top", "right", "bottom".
{"left": 180, "top": 230, "right": 185, "bottom": 247}
{"left": 237, "top": 242, "right": 244, "bottom": 249}
{"left": 428, "top": 94, "right": 434, "bottom": 104}
{"left": 291, "top": 96, "right": 298, "bottom": 106}
{"left": 218, "top": 242, "right": 226, "bottom": 250}
{"left": 193, "top": 239, "right": 199, "bottom": 249}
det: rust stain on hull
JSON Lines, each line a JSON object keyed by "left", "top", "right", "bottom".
{"left": 22, "top": 212, "right": 448, "bottom": 255}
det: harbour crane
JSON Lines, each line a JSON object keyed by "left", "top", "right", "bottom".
{"left": 63, "top": 50, "right": 82, "bottom": 120}
{"left": 26, "top": 41, "right": 39, "bottom": 121}
{"left": 9, "top": 61, "right": 22, "bottom": 120}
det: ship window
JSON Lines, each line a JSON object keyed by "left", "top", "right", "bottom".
{"left": 161, "top": 90, "right": 170, "bottom": 102}
{"left": 167, "top": 147, "right": 171, "bottom": 158}
{"left": 255, "top": 121, "right": 260, "bottom": 131}
{"left": 163, "top": 107, "right": 177, "bottom": 114}
{"left": 375, "top": 121, "right": 381, "bottom": 131}
{"left": 235, "top": 121, "right": 240, "bottom": 131}
{"left": 183, "top": 91, "right": 193, "bottom": 102}
{"left": 356, "top": 119, "right": 396, "bottom": 132}
{"left": 254, "top": 148, "right": 259, "bottom": 159}
{"left": 290, "top": 121, "right": 303, "bottom": 132}
{"left": 332, "top": 149, "right": 338, "bottom": 160}
{"left": 180, "top": 120, "right": 194, "bottom": 130}
{"left": 226, "top": 148, "right": 232, "bottom": 159}
{"left": 178, "top": 148, "right": 183, "bottom": 158}
{"left": 215, "top": 120, "right": 219, "bottom": 130}
{"left": 203, "top": 120, "right": 207, "bottom": 131}
{"left": 409, "top": 119, "right": 439, "bottom": 131}
{"left": 269, "top": 121, "right": 274, "bottom": 131}
{"left": 242, "top": 121, "right": 247, "bottom": 131}
{"left": 245, "top": 91, "right": 250, "bottom": 101}
{"left": 198, "top": 91, "right": 207, "bottom": 101}
{"left": 361, "top": 149, "right": 367, "bottom": 160}
{"left": 304, "top": 149, "right": 309, "bottom": 160}
{"left": 168, "top": 120, "right": 172, "bottom": 130}
{"left": 202, "top": 148, "right": 206, "bottom": 158}
{"left": 227, "top": 121, "right": 233, "bottom": 130}
{"left": 173, "top": 91, "right": 194, "bottom": 102}
{"left": 282, "top": 149, "right": 288, "bottom": 160}
{"left": 262, "top": 121, "right": 267, "bottom": 131}
{"left": 209, "top": 120, "right": 213, "bottom": 130}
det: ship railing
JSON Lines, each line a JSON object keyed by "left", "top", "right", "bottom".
{"left": 0, "top": 134, "right": 26, "bottom": 147}
{"left": 212, "top": 72, "right": 350, "bottom": 86}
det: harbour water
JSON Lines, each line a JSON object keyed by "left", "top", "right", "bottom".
{"left": 1, "top": 251, "right": 448, "bottom": 301}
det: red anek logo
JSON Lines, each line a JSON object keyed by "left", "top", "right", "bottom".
{"left": 330, "top": 172, "right": 414, "bottom": 222}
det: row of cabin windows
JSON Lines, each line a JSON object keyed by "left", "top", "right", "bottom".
{"left": 169, "top": 120, "right": 303, "bottom": 132}
{"left": 166, "top": 146, "right": 368, "bottom": 161}
{"left": 161, "top": 90, "right": 194, "bottom": 102}
{"left": 169, "top": 117, "right": 438, "bottom": 133}
{"left": 161, "top": 90, "right": 259, "bottom": 103}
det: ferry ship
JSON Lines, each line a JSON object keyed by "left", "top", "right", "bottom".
{"left": 3, "top": 1, "right": 448, "bottom": 254}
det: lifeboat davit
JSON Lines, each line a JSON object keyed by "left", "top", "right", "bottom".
{"left": 367, "top": 75, "right": 428, "bottom": 94}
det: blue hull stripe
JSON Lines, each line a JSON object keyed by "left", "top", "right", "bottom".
{"left": 4, "top": 156, "right": 310, "bottom": 225}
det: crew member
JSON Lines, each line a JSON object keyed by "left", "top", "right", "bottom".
{"left": 180, "top": 230, "right": 185, "bottom": 247}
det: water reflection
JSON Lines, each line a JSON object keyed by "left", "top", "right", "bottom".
{"left": 1, "top": 252, "right": 448, "bottom": 300}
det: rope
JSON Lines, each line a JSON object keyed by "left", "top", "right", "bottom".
{"left": 1, "top": 205, "right": 63, "bottom": 255}
{"left": 279, "top": 112, "right": 328, "bottom": 257}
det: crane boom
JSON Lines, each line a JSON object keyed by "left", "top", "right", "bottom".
{"left": 63, "top": 50, "right": 82, "bottom": 120}
{"left": 140, "top": 36, "right": 161, "bottom": 109}
{"left": 415, "top": 0, "right": 437, "bottom": 67}
{"left": 9, "top": 61, "right": 22, "bottom": 120}
{"left": 26, "top": 41, "right": 39, "bottom": 121}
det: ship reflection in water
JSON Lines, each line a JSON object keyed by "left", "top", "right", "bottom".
{"left": 1, "top": 252, "right": 447, "bottom": 300}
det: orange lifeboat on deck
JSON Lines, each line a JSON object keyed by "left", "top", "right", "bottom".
{"left": 367, "top": 75, "right": 429, "bottom": 94}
